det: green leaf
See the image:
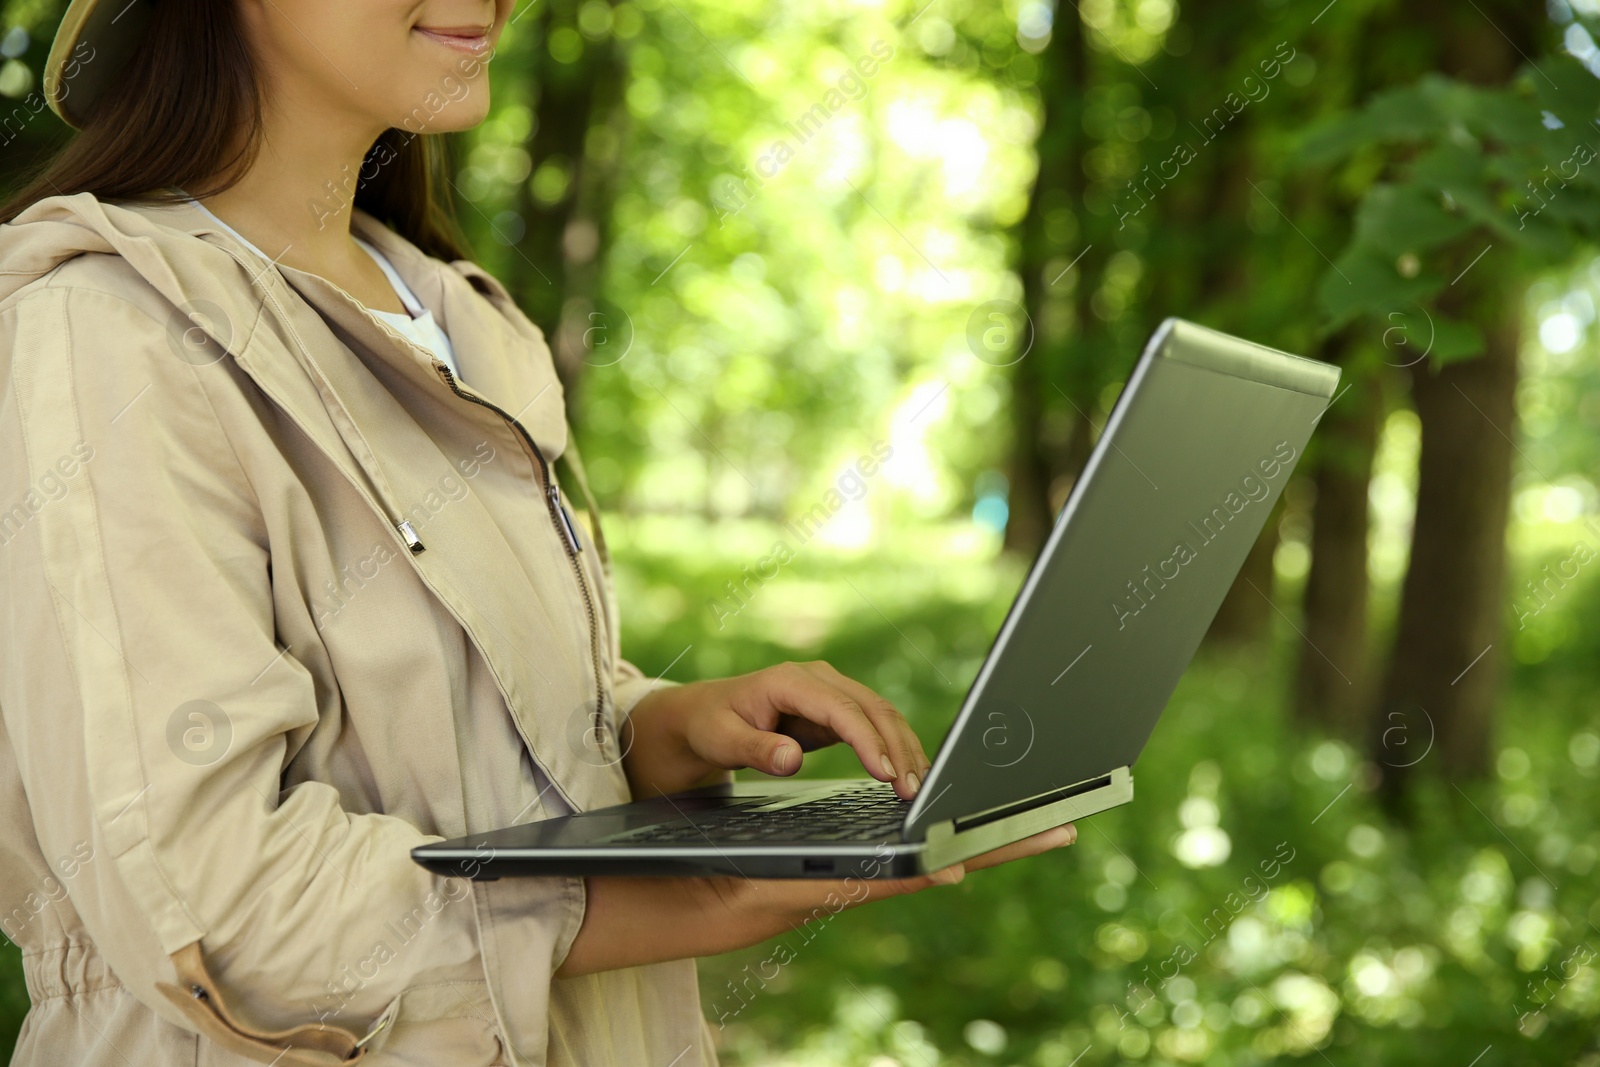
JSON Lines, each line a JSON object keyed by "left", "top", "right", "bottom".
{"left": 1531, "top": 56, "right": 1600, "bottom": 130}
{"left": 1296, "top": 84, "right": 1444, "bottom": 165}
{"left": 1352, "top": 183, "right": 1473, "bottom": 258}
{"left": 1317, "top": 245, "right": 1443, "bottom": 325}
{"left": 1407, "top": 143, "right": 1529, "bottom": 243}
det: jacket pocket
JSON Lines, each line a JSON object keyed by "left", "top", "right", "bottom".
{"left": 156, "top": 942, "right": 367, "bottom": 1066}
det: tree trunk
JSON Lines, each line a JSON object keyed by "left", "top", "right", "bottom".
{"left": 1005, "top": 353, "right": 1056, "bottom": 555}
{"left": 1196, "top": 139, "right": 1278, "bottom": 647}
{"left": 1294, "top": 340, "right": 1382, "bottom": 733}
{"left": 1003, "top": 0, "right": 1090, "bottom": 556}
{"left": 1204, "top": 496, "right": 1284, "bottom": 647}
{"left": 504, "top": 0, "right": 623, "bottom": 396}
{"left": 1371, "top": 0, "right": 1541, "bottom": 798}
{"left": 1374, "top": 306, "right": 1518, "bottom": 797}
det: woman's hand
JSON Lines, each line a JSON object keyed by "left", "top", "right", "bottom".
{"left": 555, "top": 822, "right": 1078, "bottom": 978}
{"left": 620, "top": 661, "right": 933, "bottom": 801}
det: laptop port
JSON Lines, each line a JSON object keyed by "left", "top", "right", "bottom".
{"left": 802, "top": 859, "right": 834, "bottom": 874}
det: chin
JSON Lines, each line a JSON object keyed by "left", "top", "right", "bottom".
{"left": 391, "top": 98, "right": 492, "bottom": 137}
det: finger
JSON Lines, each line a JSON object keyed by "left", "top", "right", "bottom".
{"left": 685, "top": 705, "right": 808, "bottom": 777}
{"left": 772, "top": 714, "right": 837, "bottom": 752}
{"left": 795, "top": 828, "right": 1070, "bottom": 905}
{"left": 857, "top": 864, "right": 966, "bottom": 901}
{"left": 798, "top": 661, "right": 929, "bottom": 799}
{"left": 961, "top": 823, "right": 1077, "bottom": 873}
{"left": 731, "top": 663, "right": 898, "bottom": 786}
{"left": 737, "top": 862, "right": 968, "bottom": 919}
{"left": 732, "top": 825, "right": 1074, "bottom": 927}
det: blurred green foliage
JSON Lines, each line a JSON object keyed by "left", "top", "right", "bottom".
{"left": 608, "top": 519, "right": 1600, "bottom": 1066}
{"left": 458, "top": 0, "right": 1045, "bottom": 521}
{"left": 1302, "top": 62, "right": 1600, "bottom": 355}
{"left": 2, "top": 0, "right": 1600, "bottom": 1062}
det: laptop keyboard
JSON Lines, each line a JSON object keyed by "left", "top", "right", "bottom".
{"left": 603, "top": 784, "right": 910, "bottom": 844}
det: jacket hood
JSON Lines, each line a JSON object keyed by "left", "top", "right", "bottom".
{"left": 0, "top": 190, "right": 495, "bottom": 353}
{"left": 0, "top": 191, "right": 243, "bottom": 317}
{"left": 0, "top": 189, "right": 567, "bottom": 458}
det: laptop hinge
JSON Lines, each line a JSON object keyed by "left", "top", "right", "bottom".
{"left": 950, "top": 773, "right": 1114, "bottom": 834}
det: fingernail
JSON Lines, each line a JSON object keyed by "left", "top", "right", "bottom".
{"left": 905, "top": 771, "right": 921, "bottom": 796}
{"left": 879, "top": 754, "right": 898, "bottom": 780}
{"left": 931, "top": 864, "right": 964, "bottom": 885}
{"left": 774, "top": 743, "right": 798, "bottom": 774}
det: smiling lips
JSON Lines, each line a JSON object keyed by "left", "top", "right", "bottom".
{"left": 413, "top": 25, "right": 493, "bottom": 55}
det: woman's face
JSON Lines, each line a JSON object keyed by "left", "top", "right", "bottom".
{"left": 241, "top": 0, "right": 513, "bottom": 138}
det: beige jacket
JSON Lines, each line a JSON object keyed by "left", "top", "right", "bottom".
{"left": 0, "top": 193, "right": 718, "bottom": 1066}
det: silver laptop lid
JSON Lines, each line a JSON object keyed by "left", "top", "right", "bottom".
{"left": 904, "top": 318, "right": 1340, "bottom": 837}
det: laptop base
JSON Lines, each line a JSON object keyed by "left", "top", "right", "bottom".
{"left": 412, "top": 768, "right": 1132, "bottom": 880}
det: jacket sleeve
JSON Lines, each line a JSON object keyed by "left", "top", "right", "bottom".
{"left": 612, "top": 656, "right": 675, "bottom": 721}
{"left": 0, "top": 286, "right": 582, "bottom": 1065}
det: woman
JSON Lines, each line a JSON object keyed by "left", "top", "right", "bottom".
{"left": 0, "top": 2, "right": 1076, "bottom": 1064}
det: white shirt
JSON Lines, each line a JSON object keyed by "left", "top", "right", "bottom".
{"left": 186, "top": 198, "right": 463, "bottom": 381}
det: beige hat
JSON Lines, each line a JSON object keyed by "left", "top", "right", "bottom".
{"left": 45, "top": 0, "right": 155, "bottom": 129}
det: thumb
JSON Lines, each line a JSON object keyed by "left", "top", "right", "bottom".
{"left": 767, "top": 737, "right": 802, "bottom": 776}
{"left": 695, "top": 711, "right": 804, "bottom": 775}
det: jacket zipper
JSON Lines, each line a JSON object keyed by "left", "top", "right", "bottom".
{"left": 433, "top": 362, "right": 609, "bottom": 741}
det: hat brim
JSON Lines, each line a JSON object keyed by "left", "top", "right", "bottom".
{"left": 45, "top": 0, "right": 154, "bottom": 129}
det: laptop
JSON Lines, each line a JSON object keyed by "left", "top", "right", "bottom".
{"left": 413, "top": 318, "right": 1340, "bottom": 881}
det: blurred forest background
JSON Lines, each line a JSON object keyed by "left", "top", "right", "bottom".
{"left": 3, "top": 0, "right": 1600, "bottom": 1063}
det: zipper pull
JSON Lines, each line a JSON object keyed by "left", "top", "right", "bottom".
{"left": 548, "top": 484, "right": 582, "bottom": 556}
{"left": 397, "top": 519, "right": 424, "bottom": 554}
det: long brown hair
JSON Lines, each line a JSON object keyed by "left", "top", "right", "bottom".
{"left": 0, "top": 0, "right": 471, "bottom": 262}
